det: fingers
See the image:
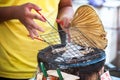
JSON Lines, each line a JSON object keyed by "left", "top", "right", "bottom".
{"left": 27, "top": 28, "right": 39, "bottom": 39}
{"left": 57, "top": 18, "right": 71, "bottom": 28}
{"left": 28, "top": 19, "right": 44, "bottom": 32}
{"left": 27, "top": 28, "right": 35, "bottom": 39}
{"left": 21, "top": 2, "right": 46, "bottom": 22}
{"left": 19, "top": 3, "right": 47, "bottom": 39}
{"left": 31, "top": 14, "right": 46, "bottom": 22}
{"left": 63, "top": 18, "right": 70, "bottom": 28}
{"left": 24, "top": 3, "right": 46, "bottom": 22}
{"left": 56, "top": 18, "right": 70, "bottom": 33}
{"left": 27, "top": 20, "right": 45, "bottom": 39}
{"left": 20, "top": 18, "right": 44, "bottom": 39}
{"left": 24, "top": 3, "right": 41, "bottom": 11}
{"left": 25, "top": 3, "right": 46, "bottom": 22}
{"left": 56, "top": 19, "right": 64, "bottom": 26}
{"left": 27, "top": 13, "right": 46, "bottom": 37}
{"left": 27, "top": 26, "right": 41, "bottom": 39}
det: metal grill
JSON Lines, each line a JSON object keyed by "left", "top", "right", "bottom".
{"left": 36, "top": 5, "right": 107, "bottom": 78}
{"left": 37, "top": 29, "right": 105, "bottom": 70}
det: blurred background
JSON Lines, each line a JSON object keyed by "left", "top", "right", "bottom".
{"left": 72, "top": 0, "right": 120, "bottom": 79}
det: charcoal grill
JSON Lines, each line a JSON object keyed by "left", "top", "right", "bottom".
{"left": 37, "top": 5, "right": 107, "bottom": 77}
{"left": 37, "top": 30, "right": 106, "bottom": 68}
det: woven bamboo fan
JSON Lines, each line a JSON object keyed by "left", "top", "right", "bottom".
{"left": 69, "top": 5, "right": 107, "bottom": 50}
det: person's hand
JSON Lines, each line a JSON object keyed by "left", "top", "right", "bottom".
{"left": 57, "top": 16, "right": 73, "bottom": 42}
{"left": 14, "top": 3, "right": 46, "bottom": 39}
{"left": 56, "top": 16, "right": 72, "bottom": 33}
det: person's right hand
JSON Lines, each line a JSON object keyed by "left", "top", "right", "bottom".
{"left": 15, "top": 3, "right": 46, "bottom": 39}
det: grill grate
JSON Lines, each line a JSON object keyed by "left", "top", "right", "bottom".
{"left": 38, "top": 29, "right": 105, "bottom": 70}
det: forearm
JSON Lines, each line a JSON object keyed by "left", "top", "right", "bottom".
{"left": 57, "top": 0, "right": 74, "bottom": 20}
{"left": 0, "top": 6, "right": 18, "bottom": 22}
{"left": 57, "top": 6, "right": 74, "bottom": 20}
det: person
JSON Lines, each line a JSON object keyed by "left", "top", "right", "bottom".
{"left": 0, "top": 0, "right": 74, "bottom": 80}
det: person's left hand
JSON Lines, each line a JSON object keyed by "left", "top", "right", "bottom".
{"left": 56, "top": 16, "right": 73, "bottom": 42}
{"left": 56, "top": 16, "right": 72, "bottom": 33}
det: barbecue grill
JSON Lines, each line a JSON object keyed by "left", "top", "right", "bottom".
{"left": 37, "top": 5, "right": 107, "bottom": 77}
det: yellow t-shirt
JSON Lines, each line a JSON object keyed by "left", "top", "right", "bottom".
{"left": 0, "top": 0, "right": 60, "bottom": 79}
